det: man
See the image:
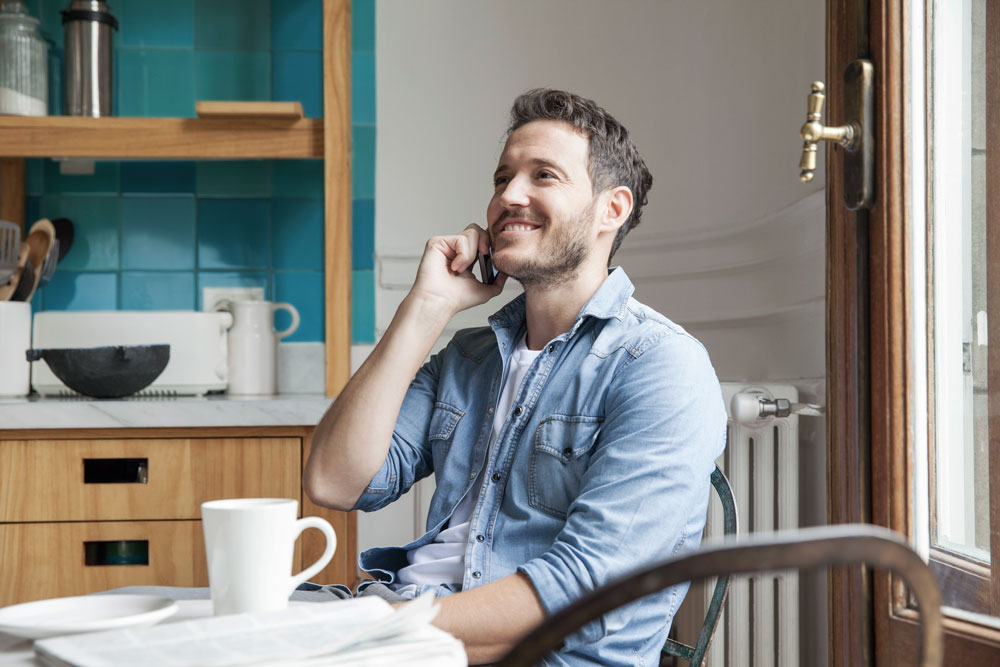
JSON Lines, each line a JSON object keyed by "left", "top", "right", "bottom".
{"left": 304, "top": 89, "right": 727, "bottom": 665}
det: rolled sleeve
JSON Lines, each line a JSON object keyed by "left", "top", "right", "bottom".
{"left": 351, "top": 349, "right": 444, "bottom": 512}
{"left": 517, "top": 332, "right": 727, "bottom": 648}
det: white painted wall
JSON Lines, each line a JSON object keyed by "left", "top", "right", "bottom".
{"left": 366, "top": 1, "right": 828, "bottom": 662}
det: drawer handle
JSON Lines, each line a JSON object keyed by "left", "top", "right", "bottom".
{"left": 83, "top": 458, "right": 148, "bottom": 484}
{"left": 84, "top": 540, "right": 149, "bottom": 566}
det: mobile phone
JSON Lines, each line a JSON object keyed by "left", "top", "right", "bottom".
{"left": 478, "top": 249, "right": 498, "bottom": 285}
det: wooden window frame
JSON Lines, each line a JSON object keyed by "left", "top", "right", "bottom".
{"left": 827, "top": 0, "right": 1000, "bottom": 663}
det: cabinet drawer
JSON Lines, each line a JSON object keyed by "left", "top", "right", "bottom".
{"left": 0, "top": 438, "right": 301, "bottom": 522}
{"left": 0, "top": 521, "right": 214, "bottom": 606}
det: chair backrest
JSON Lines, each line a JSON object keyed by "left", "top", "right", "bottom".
{"left": 662, "top": 464, "right": 739, "bottom": 665}
{"left": 496, "top": 524, "right": 943, "bottom": 667}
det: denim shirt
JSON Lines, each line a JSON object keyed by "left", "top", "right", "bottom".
{"left": 352, "top": 268, "right": 727, "bottom": 666}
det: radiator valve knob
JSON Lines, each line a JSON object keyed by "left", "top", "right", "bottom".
{"left": 731, "top": 392, "right": 791, "bottom": 423}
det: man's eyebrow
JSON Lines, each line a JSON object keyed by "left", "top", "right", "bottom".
{"left": 493, "top": 158, "right": 567, "bottom": 178}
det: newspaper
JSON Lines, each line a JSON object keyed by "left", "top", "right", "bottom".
{"left": 33, "top": 594, "right": 466, "bottom": 667}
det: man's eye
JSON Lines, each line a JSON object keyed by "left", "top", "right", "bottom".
{"left": 537, "top": 171, "right": 555, "bottom": 180}
{"left": 493, "top": 176, "right": 510, "bottom": 187}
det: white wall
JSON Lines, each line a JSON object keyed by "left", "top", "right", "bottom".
{"left": 368, "top": 1, "right": 827, "bottom": 662}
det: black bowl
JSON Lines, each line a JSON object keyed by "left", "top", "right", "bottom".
{"left": 26, "top": 345, "right": 170, "bottom": 399}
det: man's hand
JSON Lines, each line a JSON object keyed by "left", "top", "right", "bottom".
{"left": 410, "top": 224, "right": 507, "bottom": 316}
{"left": 304, "top": 224, "right": 506, "bottom": 510}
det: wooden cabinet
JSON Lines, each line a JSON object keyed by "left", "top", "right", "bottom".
{"left": 0, "top": 427, "right": 357, "bottom": 606}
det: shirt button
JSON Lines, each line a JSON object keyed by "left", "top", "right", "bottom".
{"left": 469, "top": 472, "right": 477, "bottom": 480}
{"left": 513, "top": 406, "right": 523, "bottom": 416}
{"left": 547, "top": 344, "right": 555, "bottom": 353}
{"left": 487, "top": 406, "right": 494, "bottom": 414}
{"left": 472, "top": 571, "right": 481, "bottom": 579}
{"left": 491, "top": 472, "right": 501, "bottom": 482}
{"left": 476, "top": 534, "right": 485, "bottom": 542}
{"left": 562, "top": 447, "right": 573, "bottom": 457}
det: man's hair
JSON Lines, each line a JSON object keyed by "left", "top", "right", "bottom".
{"left": 506, "top": 88, "right": 653, "bottom": 261}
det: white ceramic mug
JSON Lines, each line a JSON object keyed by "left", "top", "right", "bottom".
{"left": 0, "top": 302, "right": 31, "bottom": 397}
{"left": 201, "top": 498, "right": 336, "bottom": 616}
{"left": 218, "top": 300, "right": 300, "bottom": 395}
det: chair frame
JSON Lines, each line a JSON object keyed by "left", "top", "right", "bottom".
{"left": 496, "top": 524, "right": 943, "bottom": 667}
{"left": 662, "top": 465, "right": 739, "bottom": 665}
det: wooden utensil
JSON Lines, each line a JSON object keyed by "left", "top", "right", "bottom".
{"left": 17, "top": 218, "right": 55, "bottom": 303}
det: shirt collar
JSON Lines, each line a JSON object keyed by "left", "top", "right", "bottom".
{"left": 488, "top": 266, "right": 635, "bottom": 333}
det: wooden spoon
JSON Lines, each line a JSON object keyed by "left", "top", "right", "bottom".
{"left": 18, "top": 218, "right": 55, "bottom": 303}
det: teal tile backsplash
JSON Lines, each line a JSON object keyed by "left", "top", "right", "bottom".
{"left": 197, "top": 199, "right": 271, "bottom": 269}
{"left": 273, "top": 51, "right": 323, "bottom": 118}
{"left": 121, "top": 271, "right": 196, "bottom": 310}
{"left": 24, "top": 0, "right": 377, "bottom": 344}
{"left": 121, "top": 162, "right": 196, "bottom": 195}
{"left": 195, "top": 161, "right": 271, "bottom": 198}
{"left": 272, "top": 0, "right": 323, "bottom": 51}
{"left": 44, "top": 272, "right": 118, "bottom": 311}
{"left": 272, "top": 160, "right": 325, "bottom": 198}
{"left": 351, "top": 52, "right": 375, "bottom": 125}
{"left": 274, "top": 272, "right": 324, "bottom": 342}
{"left": 121, "top": 198, "right": 197, "bottom": 270}
{"left": 119, "top": 0, "right": 195, "bottom": 48}
{"left": 352, "top": 126, "right": 376, "bottom": 199}
{"left": 195, "top": 51, "right": 272, "bottom": 102}
{"left": 43, "top": 161, "right": 119, "bottom": 195}
{"left": 352, "top": 0, "right": 375, "bottom": 53}
{"left": 117, "top": 49, "right": 196, "bottom": 117}
{"left": 272, "top": 199, "right": 325, "bottom": 271}
{"left": 40, "top": 195, "right": 120, "bottom": 271}
{"left": 194, "top": 0, "right": 271, "bottom": 51}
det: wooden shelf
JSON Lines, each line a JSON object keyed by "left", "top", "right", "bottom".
{"left": 0, "top": 116, "right": 323, "bottom": 159}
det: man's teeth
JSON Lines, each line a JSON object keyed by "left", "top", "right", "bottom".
{"left": 505, "top": 224, "right": 536, "bottom": 232}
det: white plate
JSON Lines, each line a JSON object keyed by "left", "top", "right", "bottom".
{"left": 0, "top": 594, "right": 178, "bottom": 640}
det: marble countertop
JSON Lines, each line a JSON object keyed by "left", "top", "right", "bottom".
{"left": 0, "top": 393, "right": 334, "bottom": 431}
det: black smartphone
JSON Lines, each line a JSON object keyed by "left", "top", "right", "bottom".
{"left": 478, "top": 249, "right": 498, "bottom": 285}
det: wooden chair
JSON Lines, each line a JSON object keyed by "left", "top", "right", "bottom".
{"left": 496, "top": 524, "right": 943, "bottom": 667}
{"left": 661, "top": 465, "right": 739, "bottom": 665}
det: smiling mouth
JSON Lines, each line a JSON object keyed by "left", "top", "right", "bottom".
{"left": 498, "top": 219, "right": 542, "bottom": 234}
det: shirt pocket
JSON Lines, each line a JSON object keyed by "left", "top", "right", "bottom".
{"left": 529, "top": 414, "right": 603, "bottom": 520}
{"left": 428, "top": 401, "right": 465, "bottom": 459}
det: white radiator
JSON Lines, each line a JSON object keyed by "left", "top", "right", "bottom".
{"left": 673, "top": 382, "right": 800, "bottom": 667}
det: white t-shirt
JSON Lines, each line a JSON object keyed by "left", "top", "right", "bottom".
{"left": 394, "top": 336, "right": 541, "bottom": 590}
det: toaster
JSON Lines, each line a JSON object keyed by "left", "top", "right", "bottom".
{"left": 31, "top": 310, "right": 233, "bottom": 397}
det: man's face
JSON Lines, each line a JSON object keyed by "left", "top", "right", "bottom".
{"left": 487, "top": 120, "right": 600, "bottom": 288}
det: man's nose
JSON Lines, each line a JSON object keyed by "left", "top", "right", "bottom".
{"left": 499, "top": 173, "right": 531, "bottom": 208}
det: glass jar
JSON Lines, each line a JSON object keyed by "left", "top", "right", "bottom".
{"left": 0, "top": 1, "right": 48, "bottom": 116}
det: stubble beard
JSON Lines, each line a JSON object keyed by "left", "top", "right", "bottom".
{"left": 492, "top": 199, "right": 596, "bottom": 291}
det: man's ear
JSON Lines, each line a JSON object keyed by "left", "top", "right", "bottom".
{"left": 598, "top": 186, "right": 633, "bottom": 234}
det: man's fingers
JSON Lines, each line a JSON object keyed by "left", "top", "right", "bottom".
{"left": 447, "top": 233, "right": 475, "bottom": 273}
{"left": 463, "top": 223, "right": 491, "bottom": 256}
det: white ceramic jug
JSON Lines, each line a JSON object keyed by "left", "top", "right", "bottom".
{"left": 218, "top": 300, "right": 300, "bottom": 395}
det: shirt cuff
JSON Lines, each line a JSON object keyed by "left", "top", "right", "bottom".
{"left": 517, "top": 555, "right": 606, "bottom": 648}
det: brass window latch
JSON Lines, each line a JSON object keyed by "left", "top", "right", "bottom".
{"left": 798, "top": 59, "right": 874, "bottom": 211}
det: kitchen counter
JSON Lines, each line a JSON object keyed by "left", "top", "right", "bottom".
{"left": 0, "top": 393, "right": 333, "bottom": 430}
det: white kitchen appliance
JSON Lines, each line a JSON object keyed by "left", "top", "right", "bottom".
{"left": 31, "top": 310, "right": 233, "bottom": 397}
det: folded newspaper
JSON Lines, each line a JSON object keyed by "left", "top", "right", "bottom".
{"left": 34, "top": 594, "right": 466, "bottom": 667}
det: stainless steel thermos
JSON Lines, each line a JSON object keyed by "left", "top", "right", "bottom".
{"left": 62, "top": 0, "right": 117, "bottom": 116}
